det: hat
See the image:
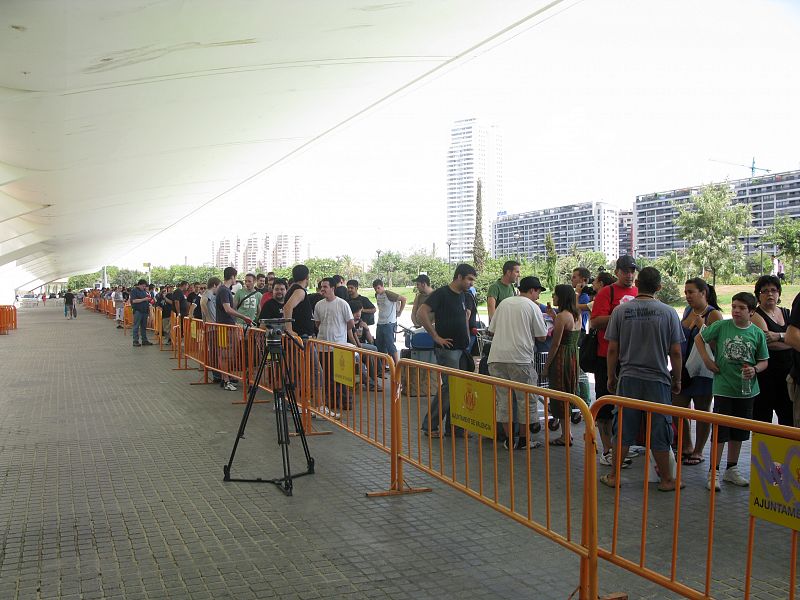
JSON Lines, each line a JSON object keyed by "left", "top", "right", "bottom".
{"left": 519, "top": 276, "right": 546, "bottom": 292}
{"left": 615, "top": 255, "right": 639, "bottom": 271}
{"left": 413, "top": 274, "right": 430, "bottom": 285}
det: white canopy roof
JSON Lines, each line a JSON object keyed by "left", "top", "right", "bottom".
{"left": 0, "top": 0, "right": 561, "bottom": 296}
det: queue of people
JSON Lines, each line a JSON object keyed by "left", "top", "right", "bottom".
{"left": 82, "top": 256, "right": 800, "bottom": 492}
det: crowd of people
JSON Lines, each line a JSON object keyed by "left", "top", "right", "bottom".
{"left": 76, "top": 255, "right": 800, "bottom": 489}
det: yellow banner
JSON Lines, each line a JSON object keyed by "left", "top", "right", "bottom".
{"left": 217, "top": 327, "right": 227, "bottom": 349}
{"left": 333, "top": 348, "right": 354, "bottom": 388}
{"left": 449, "top": 375, "right": 495, "bottom": 438}
{"left": 190, "top": 321, "right": 197, "bottom": 340}
{"left": 749, "top": 432, "right": 800, "bottom": 531}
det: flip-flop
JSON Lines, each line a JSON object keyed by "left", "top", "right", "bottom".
{"left": 681, "top": 455, "right": 704, "bottom": 466}
{"left": 600, "top": 473, "right": 618, "bottom": 488}
{"left": 657, "top": 481, "right": 687, "bottom": 492}
{"left": 549, "top": 437, "right": 573, "bottom": 447}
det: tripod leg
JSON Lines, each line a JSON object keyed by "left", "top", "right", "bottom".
{"left": 274, "top": 387, "right": 293, "bottom": 495}
{"left": 283, "top": 357, "right": 315, "bottom": 471}
{"left": 223, "top": 332, "right": 270, "bottom": 481}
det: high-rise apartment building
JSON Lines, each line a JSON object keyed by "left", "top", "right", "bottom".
{"left": 242, "top": 233, "right": 271, "bottom": 274}
{"left": 212, "top": 237, "right": 238, "bottom": 269}
{"left": 494, "top": 201, "right": 619, "bottom": 259}
{"left": 446, "top": 118, "right": 502, "bottom": 263}
{"left": 212, "top": 233, "right": 301, "bottom": 272}
{"left": 272, "top": 234, "right": 303, "bottom": 269}
{"left": 635, "top": 168, "right": 800, "bottom": 258}
{"left": 618, "top": 209, "right": 634, "bottom": 256}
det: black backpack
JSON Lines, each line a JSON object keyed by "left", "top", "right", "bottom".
{"left": 578, "top": 286, "right": 613, "bottom": 374}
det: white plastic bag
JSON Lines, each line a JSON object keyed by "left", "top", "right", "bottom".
{"left": 685, "top": 326, "right": 715, "bottom": 379}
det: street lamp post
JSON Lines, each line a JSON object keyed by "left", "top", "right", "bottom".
{"left": 375, "top": 250, "right": 382, "bottom": 277}
{"left": 446, "top": 240, "right": 452, "bottom": 265}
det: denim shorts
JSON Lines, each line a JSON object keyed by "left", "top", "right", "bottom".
{"left": 615, "top": 376, "right": 673, "bottom": 452}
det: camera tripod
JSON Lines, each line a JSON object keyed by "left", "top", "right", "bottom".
{"left": 223, "top": 321, "right": 314, "bottom": 495}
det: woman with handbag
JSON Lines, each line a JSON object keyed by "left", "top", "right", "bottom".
{"left": 673, "top": 278, "right": 722, "bottom": 465}
{"left": 751, "top": 275, "right": 793, "bottom": 425}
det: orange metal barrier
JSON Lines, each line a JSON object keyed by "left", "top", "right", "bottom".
{"left": 0, "top": 305, "right": 17, "bottom": 333}
{"left": 591, "top": 395, "right": 800, "bottom": 600}
{"left": 204, "top": 323, "right": 247, "bottom": 402}
{"left": 183, "top": 317, "right": 206, "bottom": 369}
{"left": 305, "top": 339, "right": 396, "bottom": 452}
{"left": 122, "top": 305, "right": 133, "bottom": 334}
{"left": 386, "top": 358, "right": 599, "bottom": 599}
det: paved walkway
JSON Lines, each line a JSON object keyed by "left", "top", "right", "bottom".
{"left": 0, "top": 304, "right": 794, "bottom": 599}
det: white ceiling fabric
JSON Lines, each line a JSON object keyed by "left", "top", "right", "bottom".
{"left": 0, "top": 0, "right": 563, "bottom": 294}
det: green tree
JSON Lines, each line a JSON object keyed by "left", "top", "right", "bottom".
{"left": 765, "top": 216, "right": 800, "bottom": 282}
{"left": 472, "top": 178, "right": 486, "bottom": 272}
{"left": 674, "top": 183, "right": 752, "bottom": 286}
{"left": 654, "top": 250, "right": 688, "bottom": 281}
{"left": 544, "top": 233, "right": 558, "bottom": 291}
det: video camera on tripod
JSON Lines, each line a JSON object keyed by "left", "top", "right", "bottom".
{"left": 223, "top": 317, "right": 314, "bottom": 495}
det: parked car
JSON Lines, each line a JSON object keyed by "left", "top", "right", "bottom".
{"left": 20, "top": 293, "right": 39, "bottom": 307}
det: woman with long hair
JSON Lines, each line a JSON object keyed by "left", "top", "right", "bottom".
{"left": 544, "top": 284, "right": 581, "bottom": 445}
{"left": 751, "top": 275, "right": 793, "bottom": 425}
{"left": 673, "top": 278, "right": 722, "bottom": 465}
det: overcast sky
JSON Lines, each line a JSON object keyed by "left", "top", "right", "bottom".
{"left": 118, "top": 0, "right": 800, "bottom": 269}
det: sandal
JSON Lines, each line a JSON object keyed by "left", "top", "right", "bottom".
{"left": 657, "top": 480, "right": 687, "bottom": 492}
{"left": 549, "top": 437, "right": 573, "bottom": 447}
{"left": 600, "top": 473, "right": 618, "bottom": 488}
{"left": 681, "top": 454, "right": 704, "bottom": 466}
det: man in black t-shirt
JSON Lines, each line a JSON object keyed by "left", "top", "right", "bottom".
{"left": 171, "top": 281, "right": 190, "bottom": 319}
{"left": 64, "top": 290, "right": 75, "bottom": 319}
{"left": 186, "top": 282, "right": 199, "bottom": 306}
{"left": 214, "top": 267, "right": 253, "bottom": 392}
{"left": 283, "top": 265, "right": 315, "bottom": 337}
{"left": 258, "top": 279, "right": 287, "bottom": 321}
{"left": 416, "top": 263, "right": 478, "bottom": 436}
{"left": 157, "top": 284, "right": 173, "bottom": 344}
{"left": 347, "top": 280, "right": 376, "bottom": 326}
{"left": 785, "top": 292, "right": 800, "bottom": 426}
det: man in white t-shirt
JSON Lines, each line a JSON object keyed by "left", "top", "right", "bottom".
{"left": 488, "top": 276, "right": 548, "bottom": 450}
{"left": 313, "top": 278, "right": 357, "bottom": 418}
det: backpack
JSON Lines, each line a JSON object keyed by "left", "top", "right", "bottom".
{"left": 578, "top": 286, "right": 614, "bottom": 374}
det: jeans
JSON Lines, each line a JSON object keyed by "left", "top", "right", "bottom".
{"left": 132, "top": 310, "right": 149, "bottom": 343}
{"left": 421, "top": 348, "right": 465, "bottom": 435}
{"left": 376, "top": 323, "right": 397, "bottom": 356}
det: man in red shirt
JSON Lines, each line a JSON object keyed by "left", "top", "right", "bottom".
{"left": 590, "top": 255, "right": 639, "bottom": 465}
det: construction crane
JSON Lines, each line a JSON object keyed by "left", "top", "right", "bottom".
{"left": 709, "top": 157, "right": 771, "bottom": 177}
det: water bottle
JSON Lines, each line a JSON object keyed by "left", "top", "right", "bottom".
{"left": 741, "top": 365, "right": 752, "bottom": 396}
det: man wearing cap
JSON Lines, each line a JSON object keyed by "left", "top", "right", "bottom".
{"left": 590, "top": 255, "right": 639, "bottom": 466}
{"left": 487, "top": 260, "right": 520, "bottom": 323}
{"left": 411, "top": 274, "right": 434, "bottom": 327}
{"left": 488, "top": 276, "right": 548, "bottom": 449}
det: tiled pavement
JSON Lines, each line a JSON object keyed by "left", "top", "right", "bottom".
{"left": 0, "top": 303, "right": 796, "bottom": 599}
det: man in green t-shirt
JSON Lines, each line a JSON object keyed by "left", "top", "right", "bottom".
{"left": 487, "top": 260, "right": 520, "bottom": 323}
{"left": 696, "top": 291, "right": 768, "bottom": 491}
{"left": 233, "top": 273, "right": 262, "bottom": 326}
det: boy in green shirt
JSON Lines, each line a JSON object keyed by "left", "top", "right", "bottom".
{"left": 487, "top": 260, "right": 520, "bottom": 322}
{"left": 233, "top": 273, "right": 262, "bottom": 326}
{"left": 695, "top": 292, "right": 768, "bottom": 491}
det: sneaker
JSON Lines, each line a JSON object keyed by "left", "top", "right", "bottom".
{"left": 224, "top": 381, "right": 237, "bottom": 392}
{"left": 707, "top": 469, "right": 722, "bottom": 491}
{"left": 321, "top": 406, "right": 341, "bottom": 420}
{"left": 116, "top": 324, "right": 123, "bottom": 329}
{"left": 504, "top": 438, "right": 542, "bottom": 450}
{"left": 599, "top": 450, "right": 631, "bottom": 469}
{"left": 141, "top": 340, "right": 153, "bottom": 346}
{"left": 132, "top": 341, "right": 141, "bottom": 347}
{"left": 722, "top": 466, "right": 749, "bottom": 487}
{"left": 626, "top": 448, "right": 641, "bottom": 458}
